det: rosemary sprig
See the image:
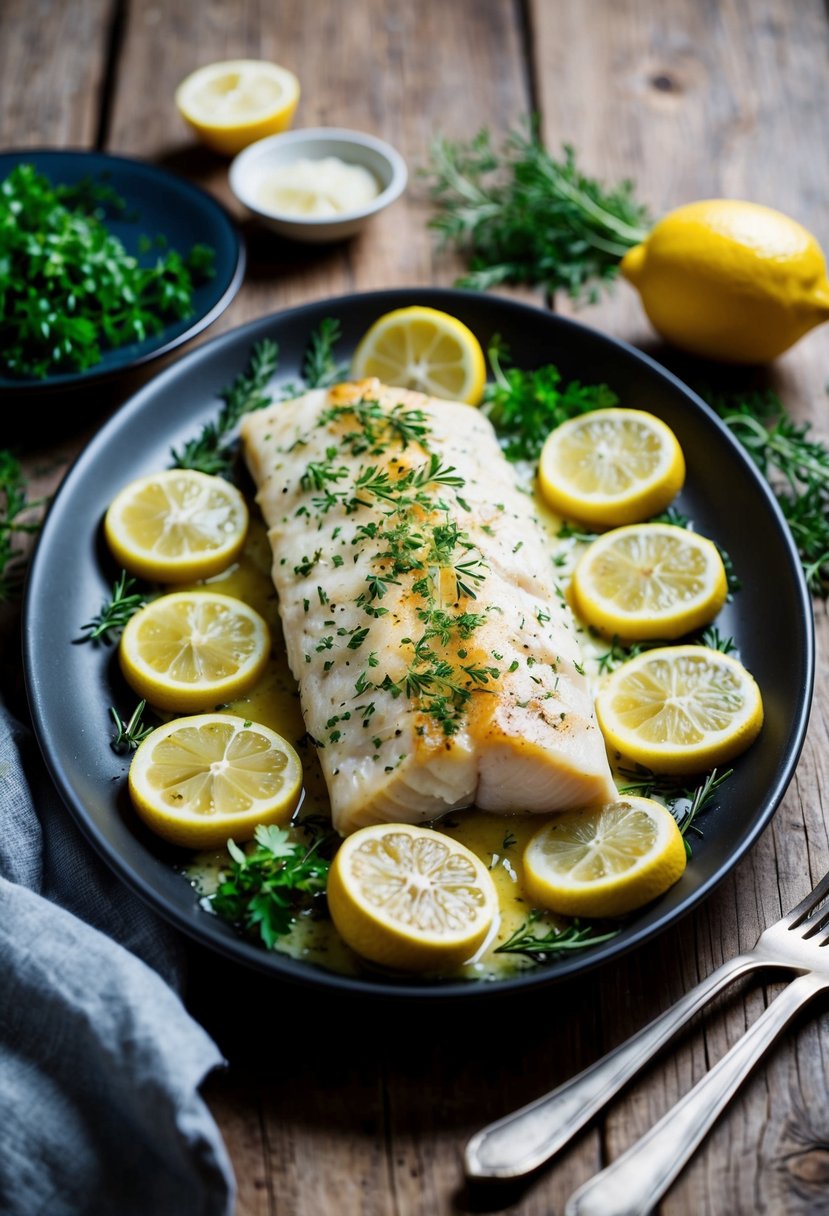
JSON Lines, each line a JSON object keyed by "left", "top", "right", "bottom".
{"left": 302, "top": 317, "right": 348, "bottom": 388}
{"left": 616, "top": 766, "right": 733, "bottom": 857}
{"left": 170, "top": 338, "right": 278, "bottom": 477}
{"left": 426, "top": 124, "right": 651, "bottom": 302}
{"left": 494, "top": 909, "right": 618, "bottom": 962}
{"left": 80, "top": 571, "right": 146, "bottom": 643}
{"left": 109, "top": 700, "right": 154, "bottom": 753}
{"left": 0, "top": 450, "right": 47, "bottom": 601}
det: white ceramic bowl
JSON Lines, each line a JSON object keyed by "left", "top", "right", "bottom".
{"left": 229, "top": 127, "right": 407, "bottom": 242}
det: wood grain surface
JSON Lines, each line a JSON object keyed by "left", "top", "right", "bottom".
{"left": 3, "top": 2, "right": 829, "bottom": 1213}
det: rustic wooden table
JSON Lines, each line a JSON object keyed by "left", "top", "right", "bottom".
{"left": 3, "top": 2, "right": 829, "bottom": 1213}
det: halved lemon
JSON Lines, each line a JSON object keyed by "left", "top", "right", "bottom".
{"left": 128, "top": 713, "right": 302, "bottom": 848}
{"left": 350, "top": 306, "right": 486, "bottom": 405}
{"left": 327, "top": 823, "right": 499, "bottom": 972}
{"left": 523, "top": 797, "right": 687, "bottom": 919}
{"left": 537, "top": 408, "right": 685, "bottom": 528}
{"left": 571, "top": 522, "right": 728, "bottom": 641}
{"left": 596, "top": 645, "right": 764, "bottom": 774}
{"left": 119, "top": 590, "right": 271, "bottom": 712}
{"left": 104, "top": 469, "right": 249, "bottom": 584}
{"left": 175, "top": 59, "right": 300, "bottom": 156}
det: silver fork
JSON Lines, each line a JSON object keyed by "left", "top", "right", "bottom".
{"left": 465, "top": 867, "right": 829, "bottom": 1186}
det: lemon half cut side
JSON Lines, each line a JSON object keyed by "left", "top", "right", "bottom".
{"left": 596, "top": 645, "right": 764, "bottom": 775}
{"left": 523, "top": 797, "right": 687, "bottom": 919}
{"left": 327, "top": 822, "right": 499, "bottom": 972}
{"left": 119, "top": 590, "right": 271, "bottom": 713}
{"left": 175, "top": 59, "right": 300, "bottom": 155}
{"left": 128, "top": 713, "right": 303, "bottom": 848}
{"left": 104, "top": 469, "right": 249, "bottom": 584}
{"left": 350, "top": 306, "right": 486, "bottom": 405}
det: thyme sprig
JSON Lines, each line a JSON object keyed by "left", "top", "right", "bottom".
{"left": 170, "top": 338, "right": 278, "bottom": 477}
{"left": 210, "top": 824, "right": 332, "bottom": 949}
{"left": 426, "top": 124, "right": 651, "bottom": 302}
{"left": 495, "top": 909, "right": 619, "bottom": 963}
{"left": 80, "top": 571, "right": 146, "bottom": 643}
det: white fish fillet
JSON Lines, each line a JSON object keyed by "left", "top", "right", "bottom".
{"left": 241, "top": 379, "right": 616, "bottom": 835}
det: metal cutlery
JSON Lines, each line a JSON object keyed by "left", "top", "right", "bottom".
{"left": 465, "top": 867, "right": 829, "bottom": 1186}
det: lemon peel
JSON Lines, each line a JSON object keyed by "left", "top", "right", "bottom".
{"left": 104, "top": 469, "right": 249, "bottom": 584}
{"left": 327, "top": 823, "right": 499, "bottom": 972}
{"left": 621, "top": 199, "right": 829, "bottom": 364}
{"left": 128, "top": 713, "right": 302, "bottom": 848}
{"left": 537, "top": 408, "right": 685, "bottom": 528}
{"left": 571, "top": 522, "right": 727, "bottom": 642}
{"left": 350, "top": 306, "right": 486, "bottom": 405}
{"left": 119, "top": 590, "right": 271, "bottom": 713}
{"left": 523, "top": 797, "right": 687, "bottom": 919}
{"left": 595, "top": 645, "right": 764, "bottom": 775}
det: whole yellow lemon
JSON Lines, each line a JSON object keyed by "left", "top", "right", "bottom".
{"left": 620, "top": 199, "right": 829, "bottom": 363}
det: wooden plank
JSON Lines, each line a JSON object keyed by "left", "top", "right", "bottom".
{"left": 530, "top": 0, "right": 829, "bottom": 1211}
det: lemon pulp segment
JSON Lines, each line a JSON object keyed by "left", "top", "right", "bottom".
{"left": 538, "top": 408, "right": 685, "bottom": 528}
{"left": 571, "top": 523, "right": 727, "bottom": 641}
{"left": 596, "top": 645, "right": 764, "bottom": 774}
{"left": 119, "top": 590, "right": 270, "bottom": 712}
{"left": 104, "top": 469, "right": 249, "bottom": 583}
{"left": 350, "top": 306, "right": 486, "bottom": 404}
{"left": 128, "top": 714, "right": 302, "bottom": 848}
{"left": 327, "top": 823, "right": 499, "bottom": 972}
{"left": 523, "top": 797, "right": 687, "bottom": 918}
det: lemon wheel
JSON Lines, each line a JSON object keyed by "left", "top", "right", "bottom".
{"left": 571, "top": 522, "right": 728, "bottom": 641}
{"left": 596, "top": 645, "right": 764, "bottom": 774}
{"left": 350, "top": 306, "right": 486, "bottom": 405}
{"left": 175, "top": 59, "right": 300, "bottom": 156}
{"left": 128, "top": 714, "right": 302, "bottom": 848}
{"left": 104, "top": 469, "right": 249, "bottom": 584}
{"left": 119, "top": 590, "right": 271, "bottom": 712}
{"left": 537, "top": 408, "right": 685, "bottom": 528}
{"left": 327, "top": 823, "right": 499, "bottom": 972}
{"left": 523, "top": 797, "right": 687, "bottom": 919}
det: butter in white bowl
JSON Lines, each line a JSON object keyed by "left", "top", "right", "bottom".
{"left": 229, "top": 127, "right": 407, "bottom": 242}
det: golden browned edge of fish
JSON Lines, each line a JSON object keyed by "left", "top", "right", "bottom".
{"left": 241, "top": 378, "right": 616, "bottom": 836}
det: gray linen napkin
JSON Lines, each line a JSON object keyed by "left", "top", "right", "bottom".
{"left": 0, "top": 701, "right": 237, "bottom": 1216}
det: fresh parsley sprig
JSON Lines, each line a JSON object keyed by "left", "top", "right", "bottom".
{"left": 481, "top": 338, "right": 618, "bottom": 461}
{"left": 170, "top": 338, "right": 278, "bottom": 477}
{"left": 494, "top": 909, "right": 618, "bottom": 963}
{"left": 426, "top": 124, "right": 651, "bottom": 302}
{"left": 210, "top": 824, "right": 332, "bottom": 949}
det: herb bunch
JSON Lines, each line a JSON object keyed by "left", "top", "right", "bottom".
{"left": 0, "top": 164, "right": 215, "bottom": 379}
{"left": 426, "top": 125, "right": 651, "bottom": 301}
{"left": 210, "top": 824, "right": 332, "bottom": 949}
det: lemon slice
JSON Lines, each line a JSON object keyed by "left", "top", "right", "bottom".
{"left": 104, "top": 469, "right": 249, "bottom": 584}
{"left": 571, "top": 522, "right": 728, "bottom": 641}
{"left": 175, "top": 59, "right": 300, "bottom": 155}
{"left": 537, "top": 408, "right": 685, "bottom": 528}
{"left": 596, "top": 645, "right": 764, "bottom": 775}
{"left": 350, "top": 306, "right": 486, "bottom": 405}
{"left": 128, "top": 713, "right": 302, "bottom": 848}
{"left": 327, "top": 823, "right": 499, "bottom": 972}
{"left": 119, "top": 590, "right": 270, "bottom": 713}
{"left": 523, "top": 797, "right": 687, "bottom": 919}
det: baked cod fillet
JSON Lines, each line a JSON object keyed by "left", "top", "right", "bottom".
{"left": 241, "top": 378, "right": 616, "bottom": 835}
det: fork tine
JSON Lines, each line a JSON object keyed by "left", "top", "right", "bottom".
{"left": 798, "top": 903, "right": 829, "bottom": 939}
{"left": 785, "top": 866, "right": 829, "bottom": 929}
